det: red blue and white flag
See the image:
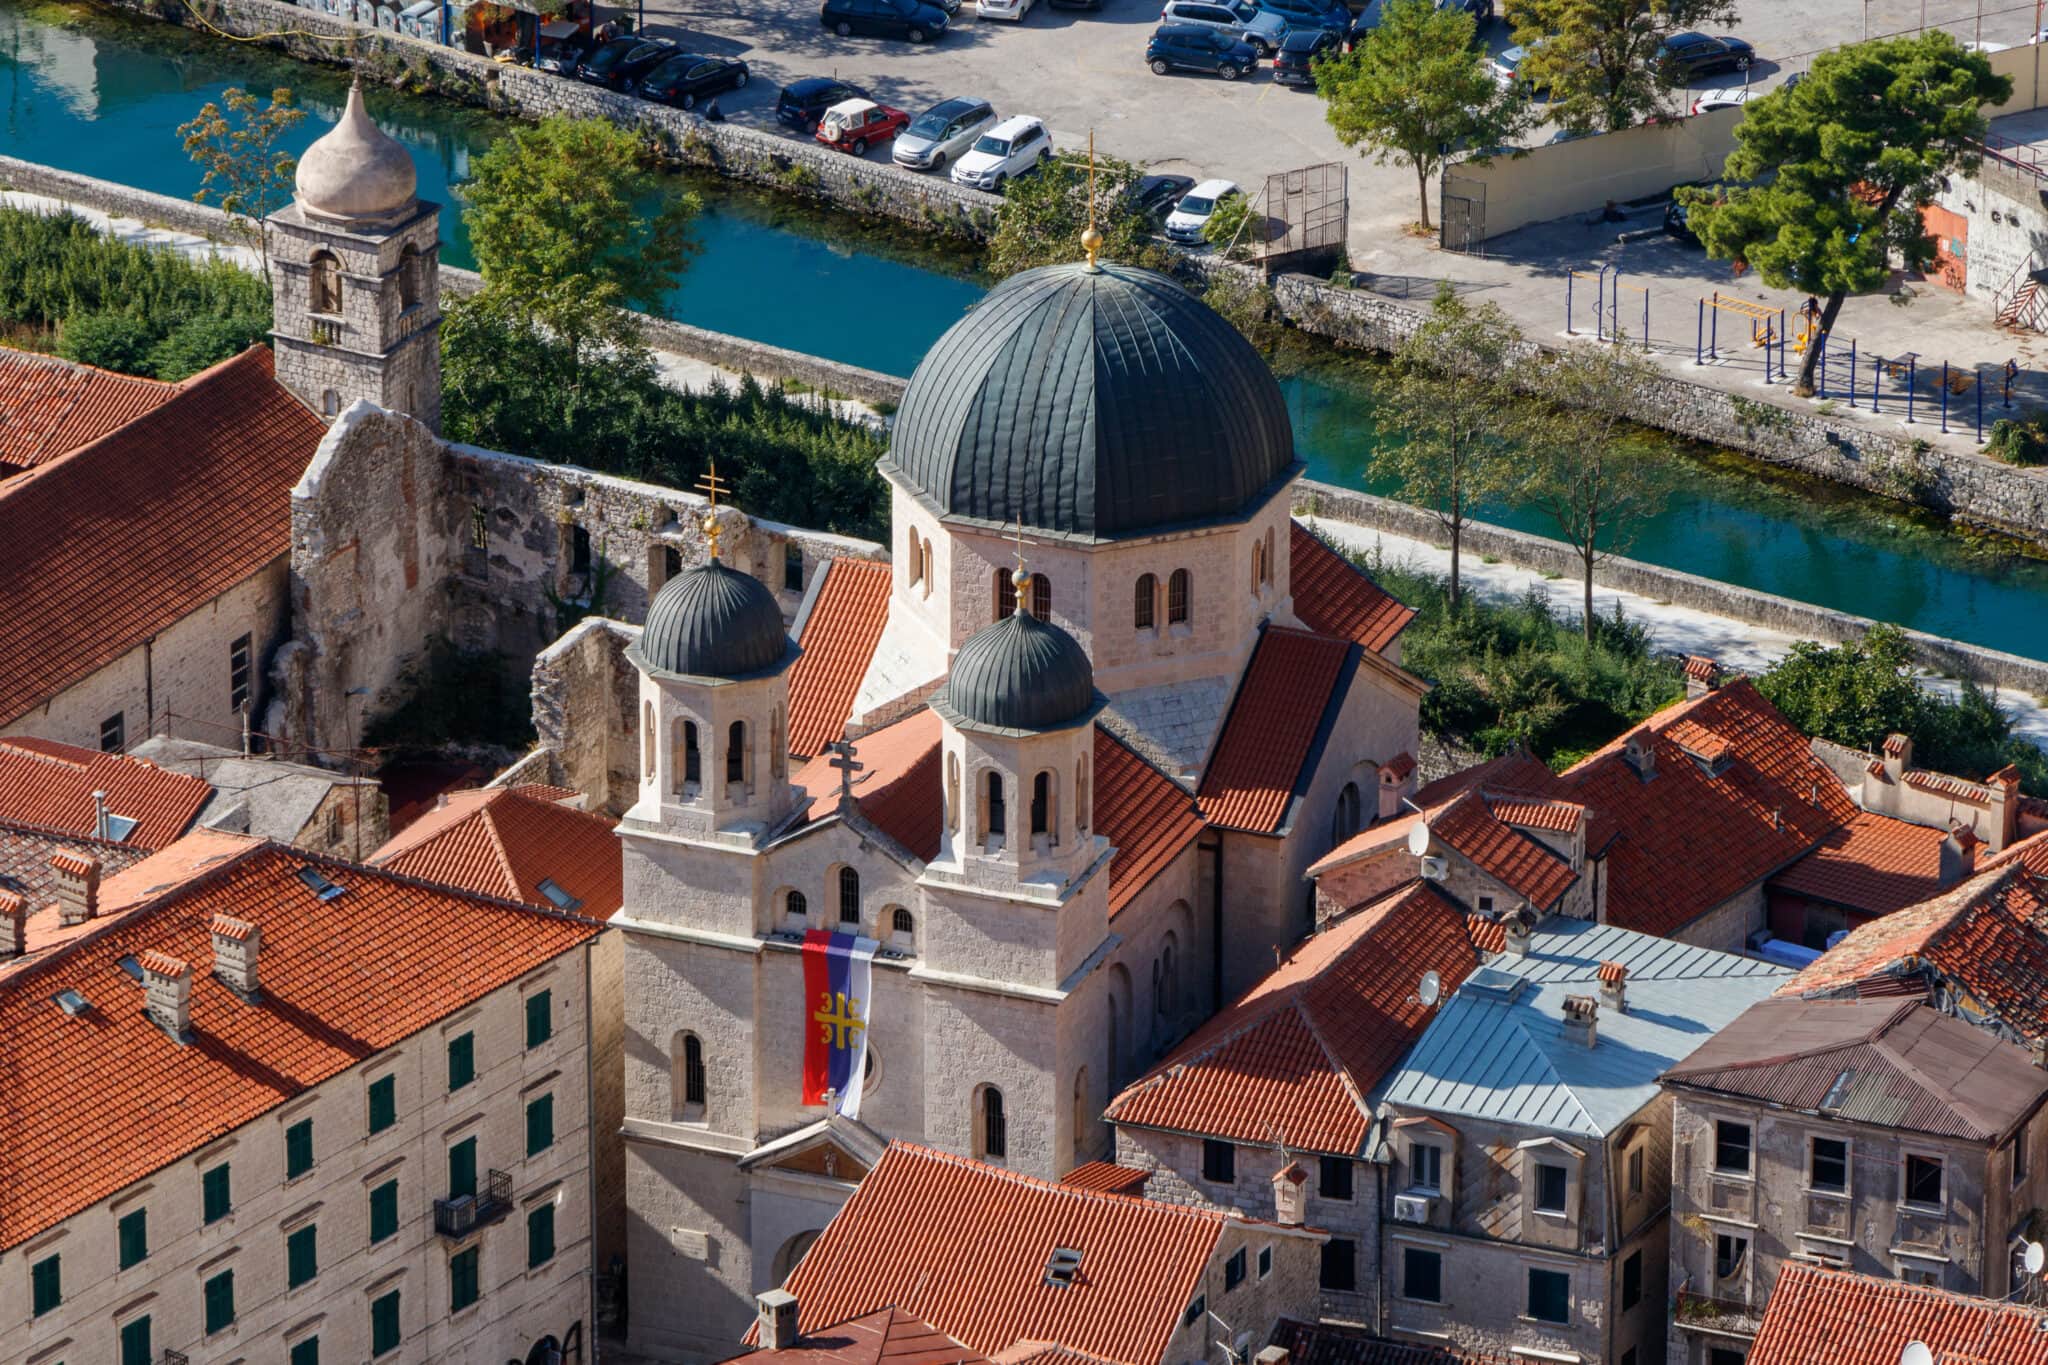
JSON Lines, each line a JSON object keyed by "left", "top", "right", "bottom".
{"left": 801, "top": 929, "right": 878, "bottom": 1118}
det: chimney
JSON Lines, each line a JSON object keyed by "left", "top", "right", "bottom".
{"left": 1562, "top": 994, "right": 1599, "bottom": 1049}
{"left": 2032, "top": 1036, "right": 2048, "bottom": 1071}
{"left": 1255, "top": 1349, "right": 1291, "bottom": 1365}
{"left": 1990, "top": 764, "right": 2023, "bottom": 852}
{"left": 1622, "top": 729, "right": 1655, "bottom": 782}
{"left": 1940, "top": 822, "right": 1981, "bottom": 887}
{"left": 50, "top": 850, "right": 100, "bottom": 926}
{"left": 91, "top": 789, "right": 110, "bottom": 840}
{"left": 1378, "top": 753, "right": 1417, "bottom": 822}
{"left": 1271, "top": 1161, "right": 1309, "bottom": 1226}
{"left": 0, "top": 889, "right": 25, "bottom": 957}
{"left": 1682, "top": 655, "right": 1722, "bottom": 699}
{"left": 1502, "top": 905, "right": 1536, "bottom": 958}
{"left": 1881, "top": 732, "right": 1912, "bottom": 784}
{"left": 139, "top": 950, "right": 192, "bottom": 1040}
{"left": 1597, "top": 961, "right": 1627, "bottom": 1014}
{"left": 211, "top": 914, "right": 261, "bottom": 997}
{"left": 756, "top": 1290, "right": 800, "bottom": 1352}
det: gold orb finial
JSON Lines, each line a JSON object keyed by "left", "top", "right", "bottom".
{"left": 1082, "top": 130, "right": 1102, "bottom": 273}
{"left": 1082, "top": 225, "right": 1104, "bottom": 269}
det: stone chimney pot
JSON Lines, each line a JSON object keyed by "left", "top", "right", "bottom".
{"left": 1272, "top": 1161, "right": 1309, "bottom": 1226}
{"left": 211, "top": 914, "right": 262, "bottom": 996}
{"left": 0, "top": 889, "right": 25, "bottom": 957}
{"left": 50, "top": 850, "right": 100, "bottom": 926}
{"left": 1562, "top": 994, "right": 1598, "bottom": 1049}
{"left": 1622, "top": 729, "right": 1655, "bottom": 781}
{"left": 1597, "top": 961, "right": 1627, "bottom": 1014}
{"left": 139, "top": 950, "right": 192, "bottom": 1040}
{"left": 757, "top": 1289, "right": 800, "bottom": 1352}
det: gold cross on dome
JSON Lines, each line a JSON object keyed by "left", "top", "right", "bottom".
{"left": 814, "top": 989, "right": 865, "bottom": 1050}
{"left": 695, "top": 458, "right": 732, "bottom": 559}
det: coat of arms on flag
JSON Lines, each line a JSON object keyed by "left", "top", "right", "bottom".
{"left": 802, "top": 929, "right": 879, "bottom": 1118}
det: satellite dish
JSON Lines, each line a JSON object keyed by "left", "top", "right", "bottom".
{"left": 2026, "top": 1241, "right": 2045, "bottom": 1276}
{"left": 1418, "top": 971, "right": 1442, "bottom": 1008}
{"left": 1406, "top": 821, "right": 1432, "bottom": 858}
{"left": 1901, "top": 1342, "right": 1936, "bottom": 1365}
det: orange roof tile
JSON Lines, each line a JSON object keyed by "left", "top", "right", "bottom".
{"left": 1, "top": 828, "right": 250, "bottom": 979}
{"left": 1094, "top": 731, "right": 1203, "bottom": 917}
{"left": 0, "top": 738, "right": 213, "bottom": 850}
{"left": 1483, "top": 792, "right": 1582, "bottom": 834}
{"left": 1426, "top": 789, "right": 1578, "bottom": 910}
{"left": 1059, "top": 1162, "right": 1152, "bottom": 1197}
{"left": 1288, "top": 524, "right": 1415, "bottom": 654}
{"left": 370, "top": 784, "right": 623, "bottom": 919}
{"left": 0, "top": 348, "right": 323, "bottom": 727}
{"left": 1768, "top": 811, "right": 1952, "bottom": 917}
{"left": 1107, "top": 881, "right": 1480, "bottom": 1154}
{"left": 721, "top": 1307, "right": 987, "bottom": 1365}
{"left": 1382, "top": 752, "right": 1416, "bottom": 782}
{"left": 1269, "top": 1318, "right": 1514, "bottom": 1365}
{"left": 795, "top": 710, "right": 946, "bottom": 863}
{"left": 0, "top": 839, "right": 603, "bottom": 1251}
{"left": 1904, "top": 768, "right": 1992, "bottom": 803}
{"left": 1987, "top": 826, "right": 2048, "bottom": 875}
{"left": 789, "top": 559, "right": 895, "bottom": 759}
{"left": 1664, "top": 717, "right": 1731, "bottom": 764}
{"left": 136, "top": 947, "right": 187, "bottom": 977}
{"left": 0, "top": 350, "right": 175, "bottom": 473}
{"left": 1198, "top": 628, "right": 1352, "bottom": 833}
{"left": 769, "top": 1143, "right": 1239, "bottom": 1365}
{"left": 1748, "top": 1264, "right": 2048, "bottom": 1365}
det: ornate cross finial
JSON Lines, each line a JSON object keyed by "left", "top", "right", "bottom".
{"left": 825, "top": 738, "right": 864, "bottom": 806}
{"left": 1082, "top": 130, "right": 1103, "bottom": 273}
{"left": 694, "top": 457, "right": 732, "bottom": 560}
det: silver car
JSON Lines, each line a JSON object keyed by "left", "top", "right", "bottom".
{"left": 893, "top": 97, "right": 998, "bottom": 172}
{"left": 1157, "top": 0, "right": 1287, "bottom": 55}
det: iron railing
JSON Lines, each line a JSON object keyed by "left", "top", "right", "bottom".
{"left": 1674, "top": 1289, "right": 1765, "bottom": 1338}
{"left": 433, "top": 1168, "right": 513, "bottom": 1240}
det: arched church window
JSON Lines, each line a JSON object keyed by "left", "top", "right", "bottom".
{"left": 672, "top": 1031, "right": 706, "bottom": 1120}
{"left": 683, "top": 721, "right": 701, "bottom": 788}
{"left": 309, "top": 249, "right": 343, "bottom": 316}
{"left": 1134, "top": 574, "right": 1156, "bottom": 630}
{"left": 1168, "top": 570, "right": 1191, "bottom": 625}
{"left": 1031, "top": 771, "right": 1053, "bottom": 840}
{"left": 838, "top": 867, "right": 862, "bottom": 925}
{"left": 787, "top": 890, "right": 808, "bottom": 924}
{"left": 643, "top": 702, "right": 656, "bottom": 779}
{"left": 995, "top": 567, "right": 1017, "bottom": 621}
{"left": 399, "top": 243, "right": 420, "bottom": 309}
{"left": 1332, "top": 782, "right": 1362, "bottom": 844}
{"left": 921, "top": 537, "right": 935, "bottom": 599}
{"left": 727, "top": 720, "right": 747, "bottom": 785}
{"left": 1031, "top": 573, "right": 1051, "bottom": 620}
{"left": 1075, "top": 756, "right": 1090, "bottom": 834}
{"left": 977, "top": 1085, "right": 1008, "bottom": 1160}
{"left": 891, "top": 906, "right": 915, "bottom": 938}
{"left": 321, "top": 389, "right": 340, "bottom": 417}
{"left": 1251, "top": 540, "right": 1265, "bottom": 592}
{"left": 669, "top": 717, "right": 687, "bottom": 795}
{"left": 906, "top": 529, "right": 922, "bottom": 588}
{"left": 984, "top": 770, "right": 1007, "bottom": 849}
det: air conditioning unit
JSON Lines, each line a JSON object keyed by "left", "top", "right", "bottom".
{"left": 1418, "top": 856, "right": 1448, "bottom": 881}
{"left": 1392, "top": 1194, "right": 1433, "bottom": 1224}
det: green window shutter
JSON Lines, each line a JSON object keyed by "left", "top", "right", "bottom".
{"left": 527, "top": 1203, "right": 556, "bottom": 1269}
{"left": 287, "top": 1223, "right": 319, "bottom": 1288}
{"left": 526, "top": 1094, "right": 555, "bottom": 1157}
{"left": 290, "top": 1337, "right": 321, "bottom": 1365}
{"left": 526, "top": 989, "right": 553, "bottom": 1048}
{"left": 447, "top": 1032, "right": 475, "bottom": 1092}
{"left": 286, "top": 1118, "right": 315, "bottom": 1178}
{"left": 369, "top": 1178, "right": 400, "bottom": 1244}
{"left": 368, "top": 1075, "right": 397, "bottom": 1134}
{"left": 30, "top": 1254, "right": 60, "bottom": 1316}
{"left": 449, "top": 1136, "right": 478, "bottom": 1199}
{"left": 119, "top": 1315, "right": 151, "bottom": 1365}
{"left": 117, "top": 1208, "right": 148, "bottom": 1269}
{"left": 202, "top": 1163, "right": 232, "bottom": 1223}
{"left": 203, "top": 1268, "right": 236, "bottom": 1333}
{"left": 450, "top": 1245, "right": 481, "bottom": 1312}
{"left": 371, "top": 1289, "right": 402, "bottom": 1357}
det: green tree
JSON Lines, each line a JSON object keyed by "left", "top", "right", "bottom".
{"left": 1509, "top": 0, "right": 1735, "bottom": 134}
{"left": 1754, "top": 626, "right": 1934, "bottom": 755}
{"left": 985, "top": 151, "right": 1171, "bottom": 279}
{"left": 1677, "top": 33, "right": 2010, "bottom": 395}
{"left": 179, "top": 87, "right": 307, "bottom": 287}
{"left": 1315, "top": 0, "right": 1525, "bottom": 230}
{"left": 1371, "top": 283, "right": 1522, "bottom": 609}
{"left": 1201, "top": 190, "right": 1255, "bottom": 259}
{"left": 58, "top": 311, "right": 155, "bottom": 374}
{"left": 1513, "top": 341, "right": 1671, "bottom": 644}
{"left": 460, "top": 115, "right": 700, "bottom": 382}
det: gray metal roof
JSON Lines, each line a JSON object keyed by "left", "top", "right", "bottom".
{"left": 934, "top": 609, "right": 1098, "bottom": 734}
{"left": 883, "top": 262, "right": 1298, "bottom": 541}
{"left": 632, "top": 559, "right": 790, "bottom": 680}
{"left": 1375, "top": 918, "right": 1790, "bottom": 1139}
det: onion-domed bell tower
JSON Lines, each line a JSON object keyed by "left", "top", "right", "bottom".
{"left": 267, "top": 77, "right": 442, "bottom": 431}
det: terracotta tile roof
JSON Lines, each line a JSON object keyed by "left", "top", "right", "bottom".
{"left": 0, "top": 838, "right": 603, "bottom": 1251}
{"left": 1664, "top": 717, "right": 1732, "bottom": 764}
{"left": 768, "top": 1143, "right": 1242, "bottom": 1365}
{"left": 1748, "top": 1264, "right": 2048, "bottom": 1365}
{"left": 1059, "top": 1162, "right": 1152, "bottom": 1197}
{"left": 1482, "top": 792, "right": 1582, "bottom": 834}
{"left": 1904, "top": 769, "right": 1992, "bottom": 803}
{"left": 1093, "top": 731, "right": 1203, "bottom": 917}
{"left": 1464, "top": 914, "right": 1505, "bottom": 953}
{"left": 1661, "top": 997, "right": 2048, "bottom": 1142}
{"left": 1268, "top": 1318, "right": 1513, "bottom": 1365}
{"left": 1287, "top": 524, "right": 1415, "bottom": 654}
{"left": 1769, "top": 810, "right": 1952, "bottom": 917}
{"left": 789, "top": 559, "right": 895, "bottom": 759}
{"left": 1107, "top": 881, "right": 1480, "bottom": 1155}
{"left": 796, "top": 710, "right": 946, "bottom": 863}
{"left": 991, "top": 1345, "right": 1121, "bottom": 1365}
{"left": 1381, "top": 752, "right": 1416, "bottom": 782}
{"left": 1884, "top": 734, "right": 1910, "bottom": 757}
{"left": 1681, "top": 655, "right": 1720, "bottom": 684}
{"left": 0, "top": 348, "right": 322, "bottom": 728}
{"left": 1987, "top": 826, "right": 2048, "bottom": 875}
{"left": 0, "top": 738, "right": 213, "bottom": 850}
{"left": 1426, "top": 789, "right": 1577, "bottom": 910}
{"left": 1198, "top": 628, "right": 1352, "bottom": 833}
{"left": 370, "top": 784, "right": 623, "bottom": 919}
{"left": 0, "top": 350, "right": 175, "bottom": 473}
{"left": 720, "top": 1307, "right": 988, "bottom": 1365}
{"left": 135, "top": 947, "right": 187, "bottom": 977}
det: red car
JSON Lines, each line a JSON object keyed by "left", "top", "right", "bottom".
{"left": 815, "top": 98, "right": 911, "bottom": 155}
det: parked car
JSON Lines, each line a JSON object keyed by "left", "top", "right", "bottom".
{"left": 637, "top": 52, "right": 749, "bottom": 109}
{"left": 1255, "top": 0, "right": 1349, "bottom": 36}
{"left": 1273, "top": 27, "right": 1337, "bottom": 83}
{"left": 893, "top": 97, "right": 997, "bottom": 172}
{"left": 977, "top": 0, "right": 1035, "bottom": 21}
{"left": 577, "top": 37, "right": 676, "bottom": 90}
{"left": 535, "top": 32, "right": 594, "bottom": 73}
{"left": 1662, "top": 196, "right": 1699, "bottom": 245}
{"left": 1128, "top": 172, "right": 1196, "bottom": 221}
{"left": 777, "top": 76, "right": 873, "bottom": 132}
{"left": 820, "top": 0, "right": 951, "bottom": 41}
{"left": 1689, "top": 69, "right": 1797, "bottom": 114}
{"left": 1147, "top": 23, "right": 1260, "bottom": 77}
{"left": 1658, "top": 30, "right": 1753, "bottom": 79}
{"left": 1434, "top": 0, "right": 1491, "bottom": 21}
{"left": 950, "top": 114, "right": 1052, "bottom": 191}
{"left": 1487, "top": 43, "right": 1548, "bottom": 97}
{"left": 817, "top": 98, "right": 912, "bottom": 154}
{"left": 1048, "top": 0, "right": 1100, "bottom": 11}
{"left": 1165, "top": 178, "right": 1239, "bottom": 243}
{"left": 1157, "top": 0, "right": 1288, "bottom": 56}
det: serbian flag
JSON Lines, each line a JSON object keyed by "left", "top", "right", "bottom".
{"left": 801, "top": 929, "right": 879, "bottom": 1118}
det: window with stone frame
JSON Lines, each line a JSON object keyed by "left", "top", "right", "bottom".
{"left": 1402, "top": 1246, "right": 1441, "bottom": 1303}
{"left": 399, "top": 244, "right": 421, "bottom": 309}
{"left": 1031, "top": 770, "right": 1054, "bottom": 840}
{"left": 1134, "top": 574, "right": 1157, "bottom": 630}
{"left": 1810, "top": 1136, "right": 1849, "bottom": 1194}
{"left": 1714, "top": 1232, "right": 1748, "bottom": 1279}
{"left": 785, "top": 542, "right": 805, "bottom": 592}
{"left": 977, "top": 1086, "right": 1007, "bottom": 1160}
{"left": 1319, "top": 1155, "right": 1353, "bottom": 1201}
{"left": 1411, "top": 1141, "right": 1444, "bottom": 1193}
{"left": 1031, "top": 573, "right": 1051, "bottom": 619}
{"left": 1168, "top": 569, "right": 1191, "bottom": 624}
{"left": 100, "top": 712, "right": 125, "bottom": 754}
{"left": 673, "top": 1031, "right": 707, "bottom": 1119}
{"left": 1715, "top": 1119, "right": 1752, "bottom": 1175}
{"left": 838, "top": 867, "right": 862, "bottom": 925}
{"left": 995, "top": 567, "right": 1018, "bottom": 621}
{"left": 1527, "top": 1266, "right": 1569, "bottom": 1324}
{"left": 1202, "top": 1139, "right": 1236, "bottom": 1185}
{"left": 984, "top": 770, "right": 1007, "bottom": 849}
{"left": 1320, "top": 1239, "right": 1357, "bottom": 1292}
{"left": 727, "top": 720, "right": 748, "bottom": 786}
{"left": 1903, "top": 1153, "right": 1945, "bottom": 1209}
{"left": 1533, "top": 1161, "right": 1568, "bottom": 1214}
{"left": 309, "top": 250, "right": 343, "bottom": 316}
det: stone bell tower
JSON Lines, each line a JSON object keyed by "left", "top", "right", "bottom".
{"left": 267, "top": 78, "right": 442, "bottom": 432}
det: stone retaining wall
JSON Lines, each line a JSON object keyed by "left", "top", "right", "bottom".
{"left": 1292, "top": 477, "right": 2048, "bottom": 696}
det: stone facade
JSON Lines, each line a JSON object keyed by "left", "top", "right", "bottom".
{"left": 0, "top": 940, "right": 604, "bottom": 1365}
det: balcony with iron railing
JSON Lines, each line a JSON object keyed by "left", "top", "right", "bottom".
{"left": 161, "top": 1350, "right": 190, "bottom": 1365}
{"left": 1674, "top": 1288, "right": 1766, "bottom": 1339}
{"left": 433, "top": 1168, "right": 513, "bottom": 1240}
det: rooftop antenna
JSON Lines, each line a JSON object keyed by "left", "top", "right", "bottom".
{"left": 1416, "top": 970, "right": 1442, "bottom": 1009}
{"left": 1206, "top": 1309, "right": 1247, "bottom": 1365}
{"left": 1082, "top": 129, "right": 1103, "bottom": 272}
{"left": 694, "top": 456, "right": 732, "bottom": 561}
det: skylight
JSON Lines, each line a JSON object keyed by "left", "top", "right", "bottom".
{"left": 1044, "top": 1247, "right": 1083, "bottom": 1287}
{"left": 101, "top": 813, "right": 140, "bottom": 843}
{"left": 537, "top": 878, "right": 583, "bottom": 912}
{"left": 116, "top": 955, "right": 143, "bottom": 982}
{"left": 296, "top": 866, "right": 345, "bottom": 901}
{"left": 1820, "top": 1068, "right": 1856, "bottom": 1112}
{"left": 53, "top": 989, "right": 91, "bottom": 1016}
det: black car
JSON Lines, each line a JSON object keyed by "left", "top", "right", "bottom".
{"left": 819, "top": 0, "right": 951, "bottom": 42}
{"left": 777, "top": 77, "right": 874, "bottom": 131}
{"left": 1147, "top": 23, "right": 1259, "bottom": 78}
{"left": 637, "top": 52, "right": 749, "bottom": 109}
{"left": 1434, "top": 0, "right": 1492, "bottom": 22}
{"left": 1274, "top": 27, "right": 1337, "bottom": 84}
{"left": 1048, "top": 0, "right": 1100, "bottom": 10}
{"left": 1658, "top": 30, "right": 1753, "bottom": 79}
{"left": 577, "top": 37, "right": 676, "bottom": 90}
{"left": 1663, "top": 197, "right": 1699, "bottom": 245}
{"left": 1128, "top": 173, "right": 1196, "bottom": 220}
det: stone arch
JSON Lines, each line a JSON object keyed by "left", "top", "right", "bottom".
{"left": 1134, "top": 573, "right": 1157, "bottom": 630}
{"left": 309, "top": 249, "right": 343, "bottom": 315}
{"left": 946, "top": 751, "right": 961, "bottom": 835}
{"left": 906, "top": 527, "right": 922, "bottom": 588}
{"left": 321, "top": 388, "right": 341, "bottom": 417}
{"left": 642, "top": 701, "right": 656, "bottom": 781}
{"left": 1251, "top": 538, "right": 1266, "bottom": 592}
{"left": 1168, "top": 569, "right": 1192, "bottom": 625}
{"left": 973, "top": 1083, "right": 1008, "bottom": 1162}
{"left": 726, "top": 719, "right": 749, "bottom": 788}
{"left": 1075, "top": 754, "right": 1091, "bottom": 834}
{"left": 1030, "top": 768, "right": 1057, "bottom": 845}
{"left": 837, "top": 865, "right": 862, "bottom": 927}
{"left": 981, "top": 767, "right": 1007, "bottom": 851}
{"left": 770, "top": 705, "right": 787, "bottom": 780}
{"left": 887, "top": 905, "right": 915, "bottom": 952}
{"left": 772, "top": 1229, "right": 820, "bottom": 1286}
{"left": 1331, "top": 781, "right": 1363, "bottom": 845}
{"left": 399, "top": 243, "right": 421, "bottom": 309}
{"left": 920, "top": 536, "right": 934, "bottom": 598}
{"left": 1030, "top": 573, "right": 1051, "bottom": 620}
{"left": 671, "top": 1029, "right": 706, "bottom": 1122}
{"left": 994, "top": 566, "right": 1017, "bottom": 621}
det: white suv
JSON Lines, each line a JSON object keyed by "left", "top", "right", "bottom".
{"left": 949, "top": 115, "right": 1052, "bottom": 191}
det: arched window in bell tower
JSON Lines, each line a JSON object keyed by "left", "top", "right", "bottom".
{"left": 309, "top": 250, "right": 342, "bottom": 316}
{"left": 984, "top": 770, "right": 1007, "bottom": 850}
{"left": 399, "top": 243, "right": 421, "bottom": 309}
{"left": 726, "top": 720, "right": 748, "bottom": 786}
{"left": 995, "top": 567, "right": 1017, "bottom": 621}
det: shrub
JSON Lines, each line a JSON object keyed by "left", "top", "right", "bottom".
{"left": 1985, "top": 413, "right": 2048, "bottom": 466}
{"left": 59, "top": 311, "right": 157, "bottom": 374}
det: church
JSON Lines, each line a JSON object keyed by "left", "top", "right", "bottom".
{"left": 609, "top": 248, "right": 1429, "bottom": 1360}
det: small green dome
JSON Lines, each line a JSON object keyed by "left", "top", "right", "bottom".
{"left": 636, "top": 560, "right": 788, "bottom": 678}
{"left": 938, "top": 609, "right": 1096, "bottom": 733}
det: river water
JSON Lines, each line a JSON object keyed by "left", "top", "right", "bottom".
{"left": 7, "top": 0, "right": 2048, "bottom": 661}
